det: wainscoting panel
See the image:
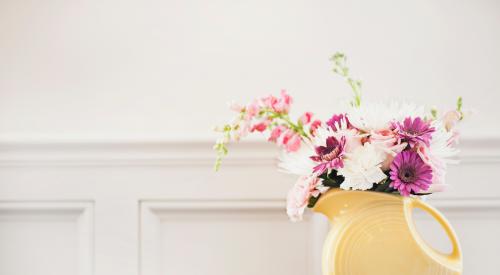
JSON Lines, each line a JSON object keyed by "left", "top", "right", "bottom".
{"left": 0, "top": 202, "right": 93, "bottom": 275}
{"left": 140, "top": 201, "right": 323, "bottom": 275}
{"left": 0, "top": 139, "right": 497, "bottom": 275}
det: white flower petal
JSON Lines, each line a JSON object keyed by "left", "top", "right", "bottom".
{"left": 345, "top": 101, "right": 426, "bottom": 132}
{"left": 278, "top": 145, "right": 316, "bottom": 176}
{"left": 337, "top": 143, "right": 387, "bottom": 191}
{"left": 419, "top": 120, "right": 460, "bottom": 190}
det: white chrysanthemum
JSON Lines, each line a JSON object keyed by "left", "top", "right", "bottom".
{"left": 311, "top": 126, "right": 330, "bottom": 147}
{"left": 418, "top": 121, "right": 460, "bottom": 192}
{"left": 278, "top": 144, "right": 316, "bottom": 176}
{"left": 345, "top": 101, "right": 426, "bottom": 132}
{"left": 430, "top": 121, "right": 460, "bottom": 162}
{"left": 337, "top": 143, "right": 387, "bottom": 190}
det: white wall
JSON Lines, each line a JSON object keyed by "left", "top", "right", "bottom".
{"left": 1, "top": 0, "right": 499, "bottom": 141}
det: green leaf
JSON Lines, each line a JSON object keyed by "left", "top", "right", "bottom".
{"left": 456, "top": 96, "right": 464, "bottom": 120}
{"left": 322, "top": 170, "right": 344, "bottom": 187}
{"left": 318, "top": 172, "right": 329, "bottom": 180}
{"left": 374, "top": 178, "right": 391, "bottom": 192}
{"left": 307, "top": 195, "right": 321, "bottom": 208}
{"left": 457, "top": 96, "right": 463, "bottom": 112}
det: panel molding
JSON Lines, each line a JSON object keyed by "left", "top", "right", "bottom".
{"left": 2, "top": 138, "right": 499, "bottom": 210}
{"left": 427, "top": 198, "right": 500, "bottom": 214}
{"left": 0, "top": 138, "right": 498, "bottom": 166}
{"left": 139, "top": 199, "right": 326, "bottom": 275}
{"left": 0, "top": 201, "right": 94, "bottom": 275}
{"left": 0, "top": 140, "right": 275, "bottom": 167}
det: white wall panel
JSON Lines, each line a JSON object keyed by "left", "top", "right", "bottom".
{"left": 0, "top": 202, "right": 93, "bottom": 275}
{"left": 0, "top": 140, "right": 497, "bottom": 274}
{"left": 140, "top": 201, "right": 324, "bottom": 275}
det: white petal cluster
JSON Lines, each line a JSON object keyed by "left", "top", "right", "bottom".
{"left": 337, "top": 143, "right": 387, "bottom": 190}
{"left": 346, "top": 101, "right": 426, "bottom": 132}
{"left": 278, "top": 144, "right": 316, "bottom": 176}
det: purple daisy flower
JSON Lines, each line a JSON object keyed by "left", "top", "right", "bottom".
{"left": 389, "top": 151, "right": 433, "bottom": 196}
{"left": 326, "top": 114, "right": 352, "bottom": 131}
{"left": 392, "top": 117, "right": 435, "bottom": 147}
{"left": 310, "top": 136, "right": 346, "bottom": 174}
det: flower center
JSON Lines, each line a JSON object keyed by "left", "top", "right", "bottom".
{"left": 321, "top": 146, "right": 340, "bottom": 161}
{"left": 405, "top": 129, "right": 418, "bottom": 135}
{"left": 398, "top": 166, "right": 417, "bottom": 183}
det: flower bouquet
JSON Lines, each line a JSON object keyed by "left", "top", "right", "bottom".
{"left": 214, "top": 53, "right": 464, "bottom": 222}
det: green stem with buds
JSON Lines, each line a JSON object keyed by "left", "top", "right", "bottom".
{"left": 330, "top": 52, "right": 362, "bottom": 107}
{"left": 456, "top": 96, "right": 464, "bottom": 120}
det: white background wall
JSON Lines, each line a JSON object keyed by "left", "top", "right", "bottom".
{"left": 0, "top": 0, "right": 499, "bottom": 141}
{"left": 0, "top": 1, "right": 499, "bottom": 275}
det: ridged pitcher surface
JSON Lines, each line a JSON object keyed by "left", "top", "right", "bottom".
{"left": 313, "top": 189, "right": 462, "bottom": 275}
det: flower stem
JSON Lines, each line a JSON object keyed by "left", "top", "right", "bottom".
{"left": 331, "top": 52, "right": 362, "bottom": 107}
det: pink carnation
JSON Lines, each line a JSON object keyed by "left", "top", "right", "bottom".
{"left": 286, "top": 176, "right": 322, "bottom": 221}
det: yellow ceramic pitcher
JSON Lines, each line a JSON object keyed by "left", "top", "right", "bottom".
{"left": 313, "top": 189, "right": 463, "bottom": 275}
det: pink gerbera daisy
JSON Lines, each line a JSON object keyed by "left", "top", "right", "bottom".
{"left": 389, "top": 151, "right": 433, "bottom": 196}
{"left": 392, "top": 117, "right": 435, "bottom": 147}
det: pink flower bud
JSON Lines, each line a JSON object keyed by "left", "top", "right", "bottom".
{"left": 228, "top": 101, "right": 244, "bottom": 112}
{"left": 262, "top": 90, "right": 293, "bottom": 114}
{"left": 299, "top": 112, "right": 313, "bottom": 125}
{"left": 261, "top": 95, "right": 278, "bottom": 110}
{"left": 280, "top": 129, "right": 301, "bottom": 152}
{"left": 273, "top": 90, "right": 293, "bottom": 114}
{"left": 250, "top": 121, "right": 269, "bottom": 132}
{"left": 285, "top": 134, "right": 301, "bottom": 152}
{"left": 245, "top": 100, "right": 261, "bottom": 119}
{"left": 309, "top": 120, "right": 322, "bottom": 136}
{"left": 233, "top": 120, "right": 251, "bottom": 141}
{"left": 268, "top": 125, "right": 287, "bottom": 142}
{"left": 442, "top": 110, "right": 461, "bottom": 131}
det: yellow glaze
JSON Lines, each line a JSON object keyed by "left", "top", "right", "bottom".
{"left": 313, "top": 189, "right": 462, "bottom": 275}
